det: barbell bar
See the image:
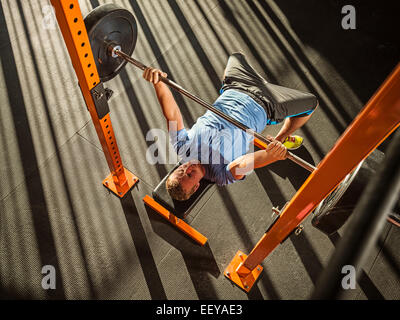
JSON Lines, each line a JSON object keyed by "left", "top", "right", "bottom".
{"left": 84, "top": 3, "right": 316, "bottom": 173}
{"left": 111, "top": 47, "right": 317, "bottom": 172}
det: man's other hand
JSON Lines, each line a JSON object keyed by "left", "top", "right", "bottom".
{"left": 266, "top": 140, "right": 288, "bottom": 161}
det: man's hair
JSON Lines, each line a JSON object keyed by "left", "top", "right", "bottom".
{"left": 166, "top": 167, "right": 197, "bottom": 201}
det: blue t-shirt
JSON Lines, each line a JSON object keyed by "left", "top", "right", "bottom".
{"left": 170, "top": 90, "right": 267, "bottom": 186}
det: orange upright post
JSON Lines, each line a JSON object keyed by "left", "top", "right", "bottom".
{"left": 226, "top": 63, "right": 400, "bottom": 292}
{"left": 51, "top": 0, "right": 138, "bottom": 197}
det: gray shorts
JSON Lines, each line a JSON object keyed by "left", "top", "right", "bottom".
{"left": 221, "top": 53, "right": 318, "bottom": 124}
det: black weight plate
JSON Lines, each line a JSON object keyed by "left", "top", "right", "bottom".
{"left": 84, "top": 4, "right": 137, "bottom": 82}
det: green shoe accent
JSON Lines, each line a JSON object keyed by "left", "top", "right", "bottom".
{"left": 283, "top": 135, "right": 303, "bottom": 150}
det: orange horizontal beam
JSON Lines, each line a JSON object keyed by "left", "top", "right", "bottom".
{"left": 143, "top": 195, "right": 208, "bottom": 246}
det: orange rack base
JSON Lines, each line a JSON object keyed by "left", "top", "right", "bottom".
{"left": 103, "top": 168, "right": 139, "bottom": 198}
{"left": 224, "top": 250, "right": 263, "bottom": 293}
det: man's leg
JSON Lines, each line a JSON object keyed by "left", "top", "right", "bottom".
{"left": 274, "top": 113, "right": 314, "bottom": 143}
{"left": 221, "top": 53, "right": 265, "bottom": 89}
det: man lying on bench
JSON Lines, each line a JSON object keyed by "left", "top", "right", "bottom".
{"left": 143, "top": 53, "right": 318, "bottom": 201}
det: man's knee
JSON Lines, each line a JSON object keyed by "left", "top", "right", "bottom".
{"left": 313, "top": 97, "right": 319, "bottom": 111}
{"left": 303, "top": 96, "right": 319, "bottom": 116}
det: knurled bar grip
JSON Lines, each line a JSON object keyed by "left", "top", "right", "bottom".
{"left": 114, "top": 48, "right": 317, "bottom": 173}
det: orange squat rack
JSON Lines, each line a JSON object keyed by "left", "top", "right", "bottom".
{"left": 51, "top": 0, "right": 138, "bottom": 197}
{"left": 225, "top": 63, "right": 400, "bottom": 292}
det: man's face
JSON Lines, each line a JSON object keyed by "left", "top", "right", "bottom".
{"left": 174, "top": 161, "right": 204, "bottom": 195}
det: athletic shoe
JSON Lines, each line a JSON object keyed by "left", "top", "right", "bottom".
{"left": 283, "top": 135, "right": 303, "bottom": 150}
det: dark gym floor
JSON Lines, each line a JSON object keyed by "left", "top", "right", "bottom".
{"left": 0, "top": 0, "right": 399, "bottom": 300}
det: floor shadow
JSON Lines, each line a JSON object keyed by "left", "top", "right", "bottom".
{"left": 289, "top": 233, "right": 324, "bottom": 284}
{"left": 216, "top": 0, "right": 278, "bottom": 84}
{"left": 144, "top": 205, "right": 220, "bottom": 300}
{"left": 299, "top": 126, "right": 326, "bottom": 161}
{"left": 253, "top": 0, "right": 400, "bottom": 154}
{"left": 0, "top": 1, "right": 68, "bottom": 299}
{"left": 273, "top": 0, "right": 400, "bottom": 106}
{"left": 328, "top": 232, "right": 384, "bottom": 300}
{"left": 377, "top": 235, "right": 400, "bottom": 281}
{"left": 192, "top": 1, "right": 230, "bottom": 57}
{"left": 119, "top": 69, "right": 169, "bottom": 180}
{"left": 256, "top": 145, "right": 314, "bottom": 195}
{"left": 217, "top": 0, "right": 354, "bottom": 137}
{"left": 166, "top": 0, "right": 222, "bottom": 91}
{"left": 269, "top": 147, "right": 314, "bottom": 191}
{"left": 377, "top": 127, "right": 400, "bottom": 154}
{"left": 128, "top": 0, "right": 195, "bottom": 126}
{"left": 249, "top": 0, "right": 354, "bottom": 127}
{"left": 254, "top": 169, "right": 287, "bottom": 209}
{"left": 89, "top": 0, "right": 100, "bottom": 9}
{"left": 120, "top": 193, "right": 168, "bottom": 300}
{"left": 357, "top": 270, "right": 384, "bottom": 300}
{"left": 217, "top": 188, "right": 280, "bottom": 300}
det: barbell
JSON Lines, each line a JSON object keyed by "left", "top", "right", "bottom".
{"left": 84, "top": 3, "right": 317, "bottom": 173}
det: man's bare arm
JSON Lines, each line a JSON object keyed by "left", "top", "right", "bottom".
{"left": 143, "top": 68, "right": 184, "bottom": 131}
{"left": 228, "top": 141, "right": 288, "bottom": 180}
